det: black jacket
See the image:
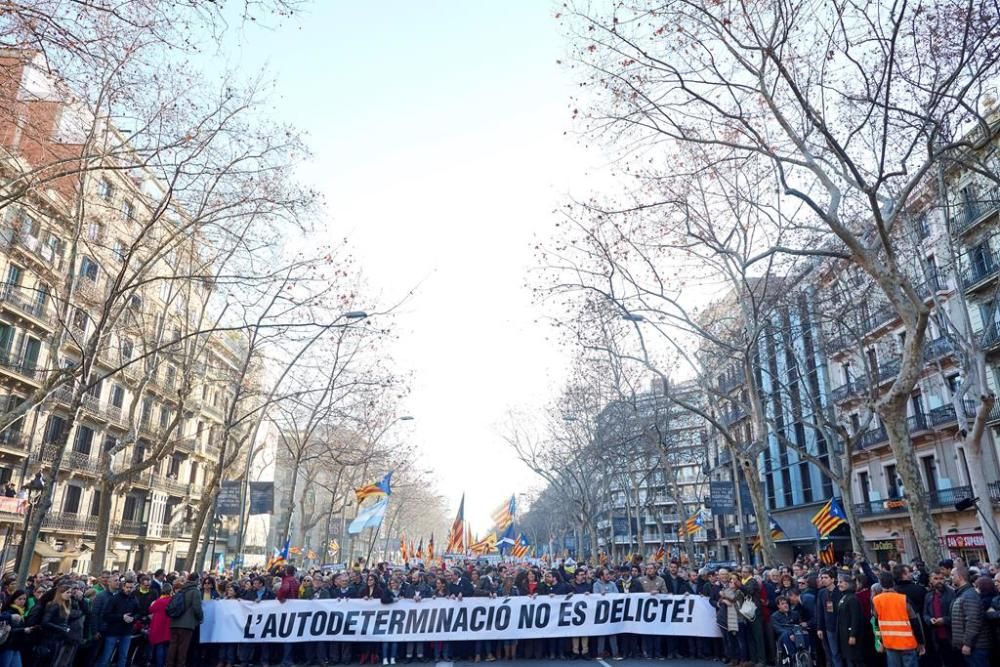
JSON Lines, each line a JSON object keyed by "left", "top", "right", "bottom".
{"left": 835, "top": 592, "right": 863, "bottom": 662}
{"left": 102, "top": 591, "right": 139, "bottom": 636}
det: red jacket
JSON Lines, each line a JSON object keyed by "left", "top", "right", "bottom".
{"left": 148, "top": 595, "right": 172, "bottom": 645}
{"left": 277, "top": 575, "right": 299, "bottom": 602}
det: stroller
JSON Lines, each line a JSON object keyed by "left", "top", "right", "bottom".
{"left": 777, "top": 627, "right": 812, "bottom": 667}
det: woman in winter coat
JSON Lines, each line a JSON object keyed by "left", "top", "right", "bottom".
{"left": 0, "top": 590, "right": 35, "bottom": 667}
{"left": 834, "top": 575, "right": 864, "bottom": 667}
{"left": 41, "top": 585, "right": 75, "bottom": 667}
{"left": 717, "top": 574, "right": 748, "bottom": 667}
{"left": 743, "top": 579, "right": 766, "bottom": 667}
{"left": 147, "top": 586, "right": 172, "bottom": 667}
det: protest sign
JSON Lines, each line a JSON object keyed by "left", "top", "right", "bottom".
{"left": 201, "top": 593, "right": 720, "bottom": 644}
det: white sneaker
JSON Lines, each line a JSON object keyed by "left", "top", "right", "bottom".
{"left": 383, "top": 659, "right": 388, "bottom": 665}
{"left": 391, "top": 660, "right": 396, "bottom": 665}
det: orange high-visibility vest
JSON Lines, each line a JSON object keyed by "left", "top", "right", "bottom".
{"left": 872, "top": 591, "right": 918, "bottom": 651}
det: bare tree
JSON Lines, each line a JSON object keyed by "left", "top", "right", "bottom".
{"left": 560, "top": 0, "right": 1000, "bottom": 561}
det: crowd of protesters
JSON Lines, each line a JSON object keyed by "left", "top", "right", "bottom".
{"left": 1, "top": 552, "right": 998, "bottom": 667}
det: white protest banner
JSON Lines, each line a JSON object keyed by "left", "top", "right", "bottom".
{"left": 201, "top": 593, "right": 720, "bottom": 644}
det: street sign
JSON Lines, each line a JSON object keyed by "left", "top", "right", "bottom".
{"left": 249, "top": 482, "right": 274, "bottom": 515}
{"left": 709, "top": 481, "right": 735, "bottom": 514}
{"left": 216, "top": 481, "right": 242, "bottom": 516}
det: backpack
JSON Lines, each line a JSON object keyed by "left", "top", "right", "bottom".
{"left": 165, "top": 590, "right": 187, "bottom": 619}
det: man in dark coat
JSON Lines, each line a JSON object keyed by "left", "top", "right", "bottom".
{"left": 834, "top": 574, "right": 863, "bottom": 667}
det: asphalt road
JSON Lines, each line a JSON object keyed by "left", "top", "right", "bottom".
{"left": 435, "top": 661, "right": 719, "bottom": 667}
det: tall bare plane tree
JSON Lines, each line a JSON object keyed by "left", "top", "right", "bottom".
{"left": 561, "top": 0, "right": 1000, "bottom": 561}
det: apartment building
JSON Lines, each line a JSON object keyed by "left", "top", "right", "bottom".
{"left": 0, "top": 50, "right": 254, "bottom": 573}
{"left": 701, "top": 282, "right": 842, "bottom": 563}
{"left": 594, "top": 380, "right": 712, "bottom": 561}
{"left": 819, "top": 136, "right": 1000, "bottom": 563}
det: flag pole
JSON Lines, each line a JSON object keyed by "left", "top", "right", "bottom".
{"left": 364, "top": 503, "right": 387, "bottom": 566}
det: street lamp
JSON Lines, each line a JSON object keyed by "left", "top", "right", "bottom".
{"left": 954, "top": 496, "right": 1000, "bottom": 547}
{"left": 15, "top": 472, "right": 45, "bottom": 568}
{"left": 622, "top": 312, "right": 645, "bottom": 322}
{"left": 342, "top": 311, "right": 369, "bottom": 320}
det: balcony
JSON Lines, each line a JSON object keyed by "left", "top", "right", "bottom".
{"left": 718, "top": 374, "right": 743, "bottom": 395}
{"left": 0, "top": 285, "right": 52, "bottom": 327}
{"left": 975, "top": 321, "right": 1000, "bottom": 352}
{"left": 10, "top": 232, "right": 59, "bottom": 267}
{"left": 721, "top": 406, "right": 748, "bottom": 426}
{"left": 167, "top": 522, "right": 194, "bottom": 539}
{"left": 175, "top": 436, "right": 197, "bottom": 453}
{"left": 0, "top": 429, "right": 29, "bottom": 451}
{"left": 950, "top": 187, "right": 1000, "bottom": 236}
{"left": 43, "top": 512, "right": 99, "bottom": 533}
{"left": 853, "top": 485, "right": 973, "bottom": 518}
{"left": 29, "top": 445, "right": 102, "bottom": 476}
{"left": 858, "top": 424, "right": 888, "bottom": 449}
{"left": 989, "top": 481, "right": 1000, "bottom": 504}
{"left": 73, "top": 278, "right": 104, "bottom": 304}
{"left": 115, "top": 519, "right": 145, "bottom": 536}
{"left": 929, "top": 400, "right": 978, "bottom": 427}
{"left": 832, "top": 378, "right": 867, "bottom": 402}
{"left": 864, "top": 302, "right": 898, "bottom": 333}
{"left": 0, "top": 352, "right": 40, "bottom": 383}
{"left": 961, "top": 253, "right": 1000, "bottom": 291}
{"left": 876, "top": 358, "right": 901, "bottom": 383}
{"left": 923, "top": 336, "right": 955, "bottom": 362}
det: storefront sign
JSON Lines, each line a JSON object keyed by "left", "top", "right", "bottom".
{"left": 941, "top": 534, "right": 986, "bottom": 549}
{"left": 868, "top": 540, "right": 900, "bottom": 552}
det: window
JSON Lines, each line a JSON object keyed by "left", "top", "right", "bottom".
{"left": 5, "top": 264, "right": 22, "bottom": 290}
{"left": 90, "top": 490, "right": 102, "bottom": 516}
{"left": 16, "top": 210, "right": 39, "bottom": 238}
{"left": 122, "top": 495, "right": 139, "bottom": 521}
{"left": 97, "top": 178, "right": 114, "bottom": 201}
{"left": 168, "top": 454, "right": 182, "bottom": 478}
{"left": 72, "top": 308, "right": 88, "bottom": 334}
{"left": 188, "top": 460, "right": 198, "bottom": 484}
{"left": 159, "top": 406, "right": 171, "bottom": 427}
{"left": 121, "top": 338, "right": 133, "bottom": 361}
{"left": 43, "top": 415, "right": 66, "bottom": 445}
{"left": 102, "top": 435, "right": 117, "bottom": 453}
{"left": 73, "top": 425, "right": 94, "bottom": 455}
{"left": 122, "top": 200, "right": 135, "bottom": 221}
{"left": 131, "top": 442, "right": 145, "bottom": 466}
{"left": 885, "top": 464, "right": 901, "bottom": 498}
{"left": 164, "top": 365, "right": 175, "bottom": 388}
{"left": 62, "top": 485, "right": 82, "bottom": 515}
{"left": 79, "top": 256, "right": 99, "bottom": 282}
{"left": 112, "top": 239, "right": 126, "bottom": 262}
{"left": 86, "top": 221, "right": 102, "bottom": 242}
{"left": 111, "top": 384, "right": 125, "bottom": 408}
{"left": 921, "top": 455, "right": 938, "bottom": 494}
{"left": 159, "top": 280, "right": 171, "bottom": 301}
{"left": 857, "top": 471, "right": 871, "bottom": 503}
{"left": 799, "top": 462, "right": 814, "bottom": 503}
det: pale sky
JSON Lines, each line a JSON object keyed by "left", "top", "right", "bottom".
{"left": 219, "top": 1, "right": 595, "bottom": 530}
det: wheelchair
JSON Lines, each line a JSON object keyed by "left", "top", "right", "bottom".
{"left": 776, "top": 627, "right": 812, "bottom": 667}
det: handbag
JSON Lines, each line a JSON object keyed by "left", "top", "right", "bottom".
{"left": 738, "top": 598, "right": 757, "bottom": 621}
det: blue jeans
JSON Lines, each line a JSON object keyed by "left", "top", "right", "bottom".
{"left": 0, "top": 649, "right": 22, "bottom": 667}
{"left": 885, "top": 649, "right": 919, "bottom": 667}
{"left": 963, "top": 648, "right": 989, "bottom": 667}
{"left": 822, "top": 630, "right": 842, "bottom": 667}
{"left": 381, "top": 643, "right": 398, "bottom": 660}
{"left": 98, "top": 635, "right": 133, "bottom": 667}
{"left": 152, "top": 643, "right": 168, "bottom": 667}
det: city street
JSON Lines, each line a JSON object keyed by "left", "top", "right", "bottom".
{"left": 435, "top": 661, "right": 717, "bottom": 667}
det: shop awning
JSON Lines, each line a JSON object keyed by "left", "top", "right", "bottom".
{"left": 34, "top": 542, "right": 83, "bottom": 560}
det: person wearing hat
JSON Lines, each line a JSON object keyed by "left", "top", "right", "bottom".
{"left": 833, "top": 572, "right": 864, "bottom": 667}
{"left": 816, "top": 568, "right": 843, "bottom": 667}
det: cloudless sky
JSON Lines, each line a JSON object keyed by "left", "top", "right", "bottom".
{"left": 217, "top": 1, "right": 599, "bottom": 530}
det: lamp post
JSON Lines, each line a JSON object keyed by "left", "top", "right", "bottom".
{"left": 14, "top": 472, "right": 45, "bottom": 570}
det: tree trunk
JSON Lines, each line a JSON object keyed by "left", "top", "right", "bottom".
{"left": 881, "top": 406, "right": 944, "bottom": 562}
{"left": 741, "top": 455, "right": 777, "bottom": 564}
{"left": 90, "top": 478, "right": 116, "bottom": 574}
{"left": 963, "top": 396, "right": 1000, "bottom": 562}
{"left": 17, "top": 403, "right": 80, "bottom": 586}
{"left": 840, "top": 487, "right": 874, "bottom": 562}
